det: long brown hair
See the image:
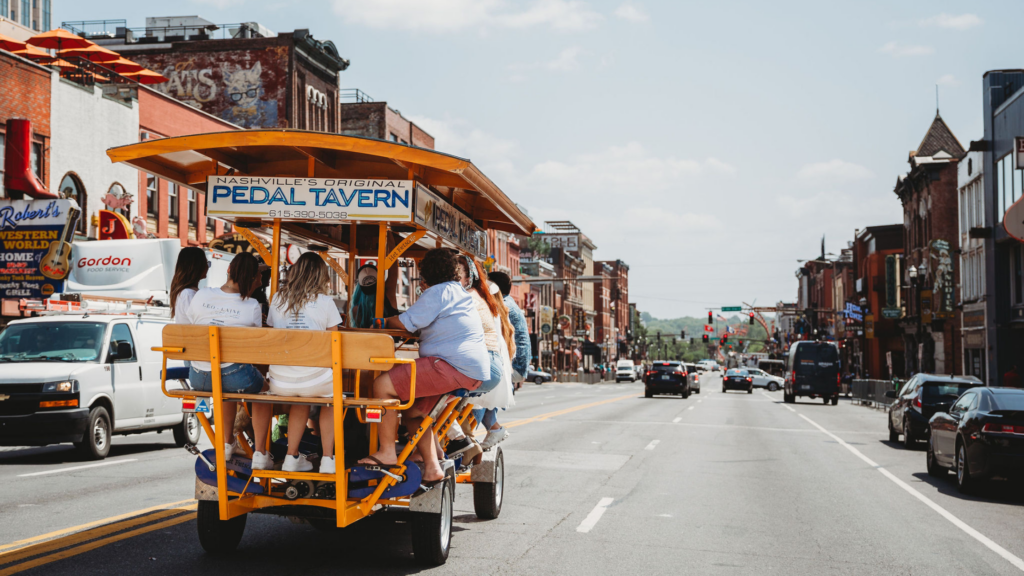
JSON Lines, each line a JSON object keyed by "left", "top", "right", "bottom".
{"left": 491, "top": 285, "right": 517, "bottom": 359}
{"left": 458, "top": 256, "right": 516, "bottom": 358}
{"left": 275, "top": 252, "right": 330, "bottom": 317}
{"left": 228, "top": 252, "right": 261, "bottom": 299}
{"left": 170, "top": 247, "right": 207, "bottom": 317}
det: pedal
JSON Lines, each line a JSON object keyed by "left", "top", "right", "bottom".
{"left": 364, "top": 466, "right": 404, "bottom": 483}
{"left": 185, "top": 444, "right": 215, "bottom": 471}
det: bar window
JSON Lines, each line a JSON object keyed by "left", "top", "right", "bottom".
{"left": 168, "top": 182, "right": 179, "bottom": 220}
{"left": 146, "top": 174, "right": 158, "bottom": 217}
{"left": 188, "top": 190, "right": 198, "bottom": 227}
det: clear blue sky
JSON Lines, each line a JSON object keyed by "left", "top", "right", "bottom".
{"left": 58, "top": 0, "right": 1018, "bottom": 318}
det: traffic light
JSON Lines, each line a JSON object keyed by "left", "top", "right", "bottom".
{"left": 708, "top": 311, "right": 713, "bottom": 324}
{"left": 749, "top": 312, "right": 754, "bottom": 325}
{"left": 680, "top": 330, "right": 685, "bottom": 339}
{"left": 702, "top": 334, "right": 709, "bottom": 343}
{"left": 672, "top": 337, "right": 677, "bottom": 345}
{"left": 656, "top": 333, "right": 661, "bottom": 342}
{"left": 722, "top": 334, "right": 728, "bottom": 344}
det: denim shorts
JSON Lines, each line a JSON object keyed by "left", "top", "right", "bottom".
{"left": 472, "top": 350, "right": 503, "bottom": 396}
{"left": 189, "top": 363, "right": 265, "bottom": 394}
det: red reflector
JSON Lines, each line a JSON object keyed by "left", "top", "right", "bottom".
{"left": 913, "top": 395, "right": 921, "bottom": 408}
{"left": 983, "top": 423, "right": 1024, "bottom": 435}
{"left": 365, "top": 408, "right": 383, "bottom": 423}
{"left": 182, "top": 399, "right": 196, "bottom": 410}
{"left": 39, "top": 399, "right": 78, "bottom": 408}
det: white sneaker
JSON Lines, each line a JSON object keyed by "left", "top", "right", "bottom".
{"left": 223, "top": 443, "right": 235, "bottom": 460}
{"left": 480, "top": 427, "right": 509, "bottom": 450}
{"left": 320, "top": 456, "right": 336, "bottom": 474}
{"left": 283, "top": 454, "right": 313, "bottom": 472}
{"left": 251, "top": 451, "right": 274, "bottom": 470}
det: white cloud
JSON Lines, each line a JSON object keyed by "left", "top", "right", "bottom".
{"left": 330, "top": 0, "right": 602, "bottom": 32}
{"left": 796, "top": 159, "right": 874, "bottom": 183}
{"left": 878, "top": 41, "right": 933, "bottom": 57}
{"left": 705, "top": 157, "right": 737, "bottom": 175}
{"left": 614, "top": 3, "right": 649, "bottom": 23}
{"left": 920, "top": 13, "right": 982, "bottom": 30}
{"left": 937, "top": 74, "right": 960, "bottom": 87}
{"left": 546, "top": 47, "right": 583, "bottom": 71}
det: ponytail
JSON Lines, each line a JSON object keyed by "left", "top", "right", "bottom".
{"left": 228, "top": 252, "right": 260, "bottom": 300}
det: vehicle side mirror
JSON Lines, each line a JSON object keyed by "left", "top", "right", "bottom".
{"left": 109, "top": 341, "right": 133, "bottom": 362}
{"left": 884, "top": 391, "right": 897, "bottom": 399}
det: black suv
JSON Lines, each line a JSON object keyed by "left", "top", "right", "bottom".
{"left": 783, "top": 341, "right": 840, "bottom": 405}
{"left": 644, "top": 361, "right": 690, "bottom": 398}
{"left": 886, "top": 374, "right": 982, "bottom": 448}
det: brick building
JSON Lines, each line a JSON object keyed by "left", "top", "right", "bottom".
{"left": 0, "top": 50, "right": 51, "bottom": 198}
{"left": 598, "top": 260, "right": 629, "bottom": 359}
{"left": 853, "top": 225, "right": 905, "bottom": 379}
{"left": 339, "top": 101, "right": 434, "bottom": 149}
{"left": 893, "top": 112, "right": 964, "bottom": 376}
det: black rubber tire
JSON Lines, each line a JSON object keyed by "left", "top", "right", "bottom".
{"left": 784, "top": 392, "right": 794, "bottom": 404}
{"left": 473, "top": 449, "right": 503, "bottom": 519}
{"left": 822, "top": 396, "right": 829, "bottom": 405}
{"left": 196, "top": 500, "right": 247, "bottom": 553}
{"left": 927, "top": 441, "right": 947, "bottom": 478}
{"left": 956, "top": 440, "right": 975, "bottom": 494}
{"left": 831, "top": 395, "right": 838, "bottom": 406}
{"left": 644, "top": 389, "right": 653, "bottom": 398}
{"left": 535, "top": 377, "right": 543, "bottom": 385}
{"left": 682, "top": 387, "right": 690, "bottom": 399}
{"left": 903, "top": 418, "right": 915, "bottom": 448}
{"left": 412, "top": 478, "right": 453, "bottom": 566}
{"left": 747, "top": 387, "right": 753, "bottom": 394}
{"left": 888, "top": 417, "right": 899, "bottom": 443}
{"left": 722, "top": 387, "right": 727, "bottom": 393}
{"left": 694, "top": 387, "right": 700, "bottom": 394}
{"left": 173, "top": 413, "right": 201, "bottom": 447}
{"left": 768, "top": 383, "right": 778, "bottom": 392}
{"left": 74, "top": 406, "right": 111, "bottom": 460}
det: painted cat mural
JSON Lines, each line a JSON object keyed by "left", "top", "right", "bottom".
{"left": 218, "top": 61, "right": 278, "bottom": 128}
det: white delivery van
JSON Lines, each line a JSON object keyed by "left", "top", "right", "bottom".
{"left": 615, "top": 359, "right": 636, "bottom": 382}
{"left": 0, "top": 314, "right": 198, "bottom": 459}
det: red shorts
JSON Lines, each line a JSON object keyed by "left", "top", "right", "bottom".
{"left": 389, "top": 357, "right": 481, "bottom": 414}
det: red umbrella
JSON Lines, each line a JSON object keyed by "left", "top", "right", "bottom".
{"left": 105, "top": 57, "right": 144, "bottom": 74}
{"left": 121, "top": 69, "right": 169, "bottom": 84}
{"left": 0, "top": 32, "right": 27, "bottom": 52}
{"left": 27, "top": 28, "right": 92, "bottom": 52}
{"left": 12, "top": 45, "right": 50, "bottom": 59}
{"left": 59, "top": 44, "right": 120, "bottom": 63}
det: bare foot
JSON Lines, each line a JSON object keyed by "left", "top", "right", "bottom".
{"left": 408, "top": 453, "right": 424, "bottom": 463}
{"left": 422, "top": 463, "right": 444, "bottom": 483}
{"left": 357, "top": 452, "right": 397, "bottom": 467}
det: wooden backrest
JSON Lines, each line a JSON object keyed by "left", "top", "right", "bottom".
{"left": 161, "top": 325, "right": 395, "bottom": 370}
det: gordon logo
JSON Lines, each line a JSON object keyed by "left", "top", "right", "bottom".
{"left": 77, "top": 256, "right": 132, "bottom": 268}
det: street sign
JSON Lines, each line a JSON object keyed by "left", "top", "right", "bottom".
{"left": 721, "top": 306, "right": 742, "bottom": 312}
{"left": 881, "top": 307, "right": 901, "bottom": 319}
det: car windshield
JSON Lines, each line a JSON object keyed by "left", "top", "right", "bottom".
{"left": 992, "top": 391, "right": 1024, "bottom": 411}
{"left": 0, "top": 322, "right": 106, "bottom": 362}
{"left": 795, "top": 344, "right": 839, "bottom": 365}
{"left": 921, "top": 382, "right": 980, "bottom": 403}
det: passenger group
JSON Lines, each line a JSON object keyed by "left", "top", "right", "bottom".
{"left": 168, "top": 246, "right": 521, "bottom": 482}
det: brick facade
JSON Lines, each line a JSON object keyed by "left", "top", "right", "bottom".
{"left": 0, "top": 51, "right": 51, "bottom": 196}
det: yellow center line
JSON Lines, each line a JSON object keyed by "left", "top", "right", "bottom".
{"left": 0, "top": 499, "right": 195, "bottom": 552}
{"left": 0, "top": 504, "right": 197, "bottom": 566}
{"left": 505, "top": 393, "right": 636, "bottom": 428}
{"left": 0, "top": 513, "right": 198, "bottom": 576}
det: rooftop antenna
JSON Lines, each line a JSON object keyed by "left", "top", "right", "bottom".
{"left": 936, "top": 84, "right": 940, "bottom": 116}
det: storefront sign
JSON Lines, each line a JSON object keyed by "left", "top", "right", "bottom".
{"left": 921, "top": 289, "right": 933, "bottom": 324}
{"left": 0, "top": 199, "right": 80, "bottom": 300}
{"left": 542, "top": 234, "right": 579, "bottom": 252}
{"left": 98, "top": 210, "right": 132, "bottom": 240}
{"left": 413, "top": 184, "right": 487, "bottom": 259}
{"left": 885, "top": 254, "right": 899, "bottom": 308}
{"left": 206, "top": 176, "right": 414, "bottom": 222}
{"left": 964, "top": 331, "right": 985, "bottom": 348}
{"left": 1016, "top": 137, "right": 1024, "bottom": 170}
{"left": 844, "top": 302, "right": 863, "bottom": 322}
{"left": 540, "top": 305, "right": 553, "bottom": 334}
{"left": 930, "top": 239, "right": 954, "bottom": 318}
{"left": 962, "top": 306, "right": 985, "bottom": 328}
{"left": 864, "top": 314, "right": 875, "bottom": 339}
{"left": 882, "top": 307, "right": 901, "bottom": 319}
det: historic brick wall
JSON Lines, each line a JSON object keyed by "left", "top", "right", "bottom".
{"left": 0, "top": 52, "right": 52, "bottom": 196}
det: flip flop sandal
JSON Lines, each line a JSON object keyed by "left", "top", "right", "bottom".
{"left": 356, "top": 455, "right": 397, "bottom": 468}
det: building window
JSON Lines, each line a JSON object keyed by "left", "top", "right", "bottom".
{"left": 207, "top": 215, "right": 217, "bottom": 236}
{"left": 168, "top": 182, "right": 179, "bottom": 220}
{"left": 389, "top": 133, "right": 399, "bottom": 142}
{"left": 146, "top": 174, "right": 158, "bottom": 218}
{"left": 30, "top": 141, "right": 42, "bottom": 180}
{"left": 0, "top": 2, "right": 7, "bottom": 24}
{"left": 1013, "top": 244, "right": 1024, "bottom": 307}
{"left": 59, "top": 173, "right": 87, "bottom": 235}
{"left": 188, "top": 190, "right": 198, "bottom": 227}
{"left": 41, "top": 0, "right": 48, "bottom": 30}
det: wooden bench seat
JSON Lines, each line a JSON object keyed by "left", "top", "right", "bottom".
{"left": 163, "top": 386, "right": 402, "bottom": 408}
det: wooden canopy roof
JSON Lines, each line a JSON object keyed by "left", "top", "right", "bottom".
{"left": 106, "top": 130, "right": 536, "bottom": 235}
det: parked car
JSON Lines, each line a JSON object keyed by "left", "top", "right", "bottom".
{"left": 644, "top": 361, "right": 690, "bottom": 398}
{"left": 722, "top": 368, "right": 753, "bottom": 394}
{"left": 783, "top": 341, "right": 840, "bottom": 405}
{"left": 887, "top": 374, "right": 983, "bottom": 448}
{"left": 615, "top": 359, "right": 637, "bottom": 382}
{"left": 757, "top": 359, "right": 786, "bottom": 379}
{"left": 0, "top": 314, "right": 199, "bottom": 459}
{"left": 746, "top": 368, "right": 783, "bottom": 391}
{"left": 526, "top": 366, "right": 553, "bottom": 385}
{"left": 696, "top": 359, "right": 720, "bottom": 372}
{"left": 684, "top": 363, "right": 701, "bottom": 394}
{"left": 927, "top": 387, "right": 1024, "bottom": 493}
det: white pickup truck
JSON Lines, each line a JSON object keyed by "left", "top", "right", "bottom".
{"left": 0, "top": 313, "right": 198, "bottom": 459}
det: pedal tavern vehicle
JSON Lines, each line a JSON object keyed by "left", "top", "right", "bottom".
{"left": 107, "top": 130, "right": 536, "bottom": 564}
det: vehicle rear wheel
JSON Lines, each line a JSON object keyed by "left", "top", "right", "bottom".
{"left": 822, "top": 396, "right": 829, "bottom": 405}
{"left": 74, "top": 406, "right": 111, "bottom": 460}
{"left": 173, "top": 413, "right": 201, "bottom": 446}
{"left": 956, "top": 441, "right": 975, "bottom": 494}
{"left": 473, "top": 449, "right": 503, "bottom": 519}
{"left": 535, "top": 377, "right": 544, "bottom": 385}
{"left": 747, "top": 387, "right": 753, "bottom": 394}
{"left": 830, "top": 395, "right": 838, "bottom": 406}
{"left": 784, "top": 392, "right": 794, "bottom": 404}
{"left": 927, "top": 441, "right": 947, "bottom": 478}
{"left": 888, "top": 416, "right": 898, "bottom": 442}
{"left": 768, "top": 383, "right": 778, "bottom": 392}
{"left": 644, "top": 389, "right": 653, "bottom": 398}
{"left": 903, "top": 418, "right": 915, "bottom": 448}
{"left": 196, "top": 500, "right": 247, "bottom": 553}
{"left": 721, "top": 387, "right": 727, "bottom": 393}
{"left": 412, "top": 478, "right": 453, "bottom": 565}
{"left": 682, "top": 387, "right": 690, "bottom": 399}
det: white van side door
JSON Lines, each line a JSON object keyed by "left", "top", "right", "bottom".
{"left": 107, "top": 322, "right": 145, "bottom": 429}
{"left": 132, "top": 319, "right": 182, "bottom": 427}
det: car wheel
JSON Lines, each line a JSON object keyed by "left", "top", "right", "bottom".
{"left": 783, "top": 392, "right": 793, "bottom": 403}
{"left": 747, "top": 387, "right": 753, "bottom": 394}
{"left": 535, "top": 377, "right": 544, "bottom": 385}
{"left": 888, "top": 416, "right": 899, "bottom": 443}
{"left": 644, "top": 389, "right": 653, "bottom": 398}
{"left": 822, "top": 396, "right": 829, "bottom": 405}
{"left": 956, "top": 440, "right": 975, "bottom": 494}
{"left": 74, "top": 406, "right": 111, "bottom": 460}
{"left": 768, "top": 382, "right": 778, "bottom": 392}
{"left": 927, "top": 440, "right": 947, "bottom": 477}
{"left": 173, "top": 413, "right": 201, "bottom": 447}
{"left": 903, "top": 418, "right": 915, "bottom": 448}
{"left": 722, "top": 387, "right": 726, "bottom": 393}
{"left": 831, "top": 395, "right": 838, "bottom": 406}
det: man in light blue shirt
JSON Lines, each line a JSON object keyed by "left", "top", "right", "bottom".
{"left": 488, "top": 271, "right": 530, "bottom": 386}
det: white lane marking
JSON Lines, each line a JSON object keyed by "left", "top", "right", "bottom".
{"left": 672, "top": 417, "right": 682, "bottom": 423}
{"left": 644, "top": 439, "right": 659, "bottom": 451}
{"left": 687, "top": 406, "right": 695, "bottom": 411}
{"left": 17, "top": 458, "right": 138, "bottom": 478}
{"left": 576, "top": 497, "right": 614, "bottom": 533}
{"left": 782, "top": 404, "right": 796, "bottom": 412}
{"left": 796, "top": 412, "right": 1024, "bottom": 572}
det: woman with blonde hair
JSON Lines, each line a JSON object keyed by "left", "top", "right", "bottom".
{"left": 250, "top": 252, "right": 343, "bottom": 473}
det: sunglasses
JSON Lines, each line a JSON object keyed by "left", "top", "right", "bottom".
{"left": 230, "top": 89, "right": 258, "bottom": 102}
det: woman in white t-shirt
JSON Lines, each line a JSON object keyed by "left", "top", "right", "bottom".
{"left": 185, "top": 252, "right": 266, "bottom": 462}
{"left": 250, "top": 253, "right": 343, "bottom": 473}
{"left": 169, "top": 247, "right": 208, "bottom": 325}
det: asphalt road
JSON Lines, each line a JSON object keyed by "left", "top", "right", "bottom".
{"left": 3, "top": 373, "right": 1024, "bottom": 575}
